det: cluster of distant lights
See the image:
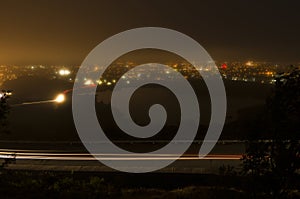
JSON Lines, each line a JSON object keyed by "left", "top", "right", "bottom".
{"left": 56, "top": 62, "right": 277, "bottom": 87}
{"left": 83, "top": 78, "right": 124, "bottom": 86}
{"left": 219, "top": 61, "right": 278, "bottom": 84}
{"left": 57, "top": 68, "right": 130, "bottom": 86}
{"left": 58, "top": 69, "right": 71, "bottom": 76}
{"left": 80, "top": 69, "right": 201, "bottom": 86}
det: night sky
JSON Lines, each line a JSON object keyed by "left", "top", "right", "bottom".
{"left": 1, "top": 0, "right": 300, "bottom": 65}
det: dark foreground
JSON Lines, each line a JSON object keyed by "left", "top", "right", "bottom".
{"left": 0, "top": 170, "right": 299, "bottom": 199}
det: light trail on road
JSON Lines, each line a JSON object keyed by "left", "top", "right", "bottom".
{"left": 0, "top": 150, "right": 242, "bottom": 161}
{"left": 11, "top": 93, "right": 66, "bottom": 107}
{"left": 14, "top": 100, "right": 55, "bottom": 106}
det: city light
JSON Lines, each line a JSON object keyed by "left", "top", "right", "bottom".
{"left": 221, "top": 63, "right": 228, "bottom": 69}
{"left": 54, "top": 94, "right": 65, "bottom": 103}
{"left": 245, "top": 61, "right": 253, "bottom": 66}
{"left": 58, "top": 69, "right": 71, "bottom": 76}
{"left": 96, "top": 80, "right": 103, "bottom": 85}
{"left": 84, "top": 79, "right": 94, "bottom": 85}
{"left": 0, "top": 61, "right": 285, "bottom": 89}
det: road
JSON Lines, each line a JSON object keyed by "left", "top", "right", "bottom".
{"left": 0, "top": 147, "right": 243, "bottom": 174}
{"left": 0, "top": 150, "right": 242, "bottom": 160}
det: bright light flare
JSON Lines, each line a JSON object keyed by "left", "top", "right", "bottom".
{"left": 245, "top": 61, "right": 253, "bottom": 66}
{"left": 54, "top": 94, "right": 65, "bottom": 103}
{"left": 58, "top": 69, "right": 71, "bottom": 76}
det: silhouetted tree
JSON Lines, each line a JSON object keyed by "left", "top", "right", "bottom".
{"left": 0, "top": 90, "right": 10, "bottom": 132}
{"left": 0, "top": 90, "right": 14, "bottom": 169}
{"left": 242, "top": 68, "right": 300, "bottom": 198}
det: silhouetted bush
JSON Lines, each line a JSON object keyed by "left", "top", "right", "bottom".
{"left": 242, "top": 68, "right": 300, "bottom": 199}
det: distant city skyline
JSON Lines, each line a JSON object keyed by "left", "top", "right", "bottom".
{"left": 0, "top": 60, "right": 285, "bottom": 87}
{"left": 1, "top": 1, "right": 300, "bottom": 65}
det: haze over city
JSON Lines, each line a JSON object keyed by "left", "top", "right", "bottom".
{"left": 1, "top": 0, "right": 300, "bottom": 65}
{"left": 0, "top": 1, "right": 299, "bottom": 198}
